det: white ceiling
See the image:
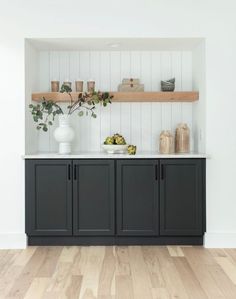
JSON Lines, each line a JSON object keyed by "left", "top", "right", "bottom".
{"left": 27, "top": 38, "right": 204, "bottom": 51}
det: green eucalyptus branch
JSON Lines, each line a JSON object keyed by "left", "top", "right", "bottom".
{"left": 29, "top": 84, "right": 113, "bottom": 132}
{"left": 29, "top": 98, "right": 63, "bottom": 131}
{"left": 60, "top": 84, "right": 113, "bottom": 118}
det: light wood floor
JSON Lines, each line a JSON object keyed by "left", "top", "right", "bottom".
{"left": 1, "top": 246, "right": 236, "bottom": 299}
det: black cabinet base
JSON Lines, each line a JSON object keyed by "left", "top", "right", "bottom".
{"left": 28, "top": 236, "right": 203, "bottom": 246}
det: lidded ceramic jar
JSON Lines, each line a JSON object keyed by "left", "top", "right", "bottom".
{"left": 159, "top": 130, "right": 174, "bottom": 154}
{"left": 175, "top": 123, "right": 190, "bottom": 153}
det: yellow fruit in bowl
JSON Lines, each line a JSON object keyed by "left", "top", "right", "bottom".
{"left": 104, "top": 136, "right": 114, "bottom": 145}
{"left": 128, "top": 145, "right": 137, "bottom": 155}
{"left": 115, "top": 135, "right": 126, "bottom": 145}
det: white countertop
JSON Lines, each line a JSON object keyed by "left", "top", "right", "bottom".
{"left": 23, "top": 151, "right": 209, "bottom": 159}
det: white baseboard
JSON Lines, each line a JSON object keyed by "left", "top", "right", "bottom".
{"left": 204, "top": 232, "right": 236, "bottom": 248}
{"left": 0, "top": 233, "right": 27, "bottom": 249}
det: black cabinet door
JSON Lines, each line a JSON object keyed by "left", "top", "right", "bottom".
{"left": 25, "top": 160, "right": 72, "bottom": 236}
{"left": 160, "top": 159, "right": 203, "bottom": 236}
{"left": 73, "top": 160, "right": 114, "bottom": 236}
{"left": 117, "top": 160, "right": 159, "bottom": 236}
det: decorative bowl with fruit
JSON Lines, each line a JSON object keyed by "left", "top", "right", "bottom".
{"left": 102, "top": 133, "right": 128, "bottom": 154}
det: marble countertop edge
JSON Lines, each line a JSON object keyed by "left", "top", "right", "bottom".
{"left": 22, "top": 151, "right": 210, "bottom": 159}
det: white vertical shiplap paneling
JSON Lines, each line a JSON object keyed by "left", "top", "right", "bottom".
{"left": 161, "top": 52, "right": 172, "bottom": 131}
{"left": 69, "top": 51, "right": 80, "bottom": 152}
{"left": 100, "top": 52, "right": 111, "bottom": 148}
{"left": 38, "top": 51, "right": 50, "bottom": 152}
{"left": 89, "top": 51, "right": 101, "bottom": 151}
{"left": 49, "top": 52, "right": 60, "bottom": 152}
{"left": 38, "top": 50, "right": 193, "bottom": 153}
{"left": 110, "top": 52, "right": 121, "bottom": 136}
{"left": 140, "top": 52, "right": 152, "bottom": 150}
{"left": 181, "top": 51, "right": 193, "bottom": 150}
{"left": 151, "top": 52, "right": 162, "bottom": 151}
{"left": 130, "top": 51, "right": 142, "bottom": 146}
{"left": 120, "top": 52, "right": 131, "bottom": 143}
{"left": 171, "top": 51, "right": 182, "bottom": 131}
{"left": 79, "top": 52, "right": 90, "bottom": 151}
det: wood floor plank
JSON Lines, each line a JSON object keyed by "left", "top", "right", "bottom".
{"left": 0, "top": 250, "right": 21, "bottom": 276}
{"left": 174, "top": 257, "right": 208, "bottom": 299}
{"left": 115, "top": 275, "right": 134, "bottom": 299}
{"left": 225, "top": 249, "right": 236, "bottom": 265}
{"left": 154, "top": 247, "right": 189, "bottom": 299}
{"left": 0, "top": 265, "right": 23, "bottom": 298}
{"left": 6, "top": 247, "right": 48, "bottom": 299}
{"left": 37, "top": 246, "right": 62, "bottom": 277}
{"left": 79, "top": 246, "right": 105, "bottom": 299}
{"left": 45, "top": 262, "right": 72, "bottom": 293}
{"left": 209, "top": 249, "right": 227, "bottom": 258}
{"left": 97, "top": 247, "right": 115, "bottom": 298}
{"left": 59, "top": 246, "right": 79, "bottom": 263}
{"left": 142, "top": 246, "right": 165, "bottom": 288}
{"left": 183, "top": 247, "right": 225, "bottom": 299}
{"left": 115, "top": 246, "right": 131, "bottom": 275}
{"left": 71, "top": 247, "right": 87, "bottom": 276}
{"left": 167, "top": 246, "right": 184, "bottom": 257}
{"left": 151, "top": 288, "right": 170, "bottom": 299}
{"left": 0, "top": 250, "right": 9, "bottom": 263}
{"left": 215, "top": 256, "right": 236, "bottom": 285}
{"left": 128, "top": 246, "right": 153, "bottom": 299}
{"left": 208, "top": 263, "right": 236, "bottom": 298}
{"left": 23, "top": 278, "right": 50, "bottom": 299}
{"left": 13, "top": 247, "right": 37, "bottom": 267}
{"left": 65, "top": 275, "right": 83, "bottom": 299}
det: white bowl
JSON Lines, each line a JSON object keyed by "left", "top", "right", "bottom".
{"left": 102, "top": 144, "right": 128, "bottom": 154}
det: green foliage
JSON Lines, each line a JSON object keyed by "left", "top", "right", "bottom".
{"left": 60, "top": 84, "right": 72, "bottom": 93}
{"left": 30, "top": 84, "right": 113, "bottom": 132}
{"left": 29, "top": 98, "right": 63, "bottom": 131}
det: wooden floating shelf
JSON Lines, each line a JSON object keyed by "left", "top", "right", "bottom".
{"left": 31, "top": 91, "right": 199, "bottom": 103}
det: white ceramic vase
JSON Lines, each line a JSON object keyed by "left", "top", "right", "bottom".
{"left": 54, "top": 115, "right": 75, "bottom": 154}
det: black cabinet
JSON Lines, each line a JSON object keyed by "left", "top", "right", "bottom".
{"left": 25, "top": 158, "right": 206, "bottom": 245}
{"left": 73, "top": 160, "right": 114, "bottom": 235}
{"left": 25, "top": 160, "right": 72, "bottom": 236}
{"left": 116, "top": 160, "right": 159, "bottom": 236}
{"left": 160, "top": 159, "right": 203, "bottom": 236}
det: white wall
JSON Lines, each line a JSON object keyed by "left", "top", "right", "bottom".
{"left": 192, "top": 42, "right": 206, "bottom": 154}
{"left": 31, "top": 50, "right": 193, "bottom": 153}
{"left": 25, "top": 41, "right": 39, "bottom": 154}
{"left": 0, "top": 0, "right": 236, "bottom": 248}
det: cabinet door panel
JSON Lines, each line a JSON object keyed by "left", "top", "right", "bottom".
{"left": 160, "top": 159, "right": 203, "bottom": 236}
{"left": 117, "top": 160, "right": 159, "bottom": 236}
{"left": 73, "top": 160, "right": 114, "bottom": 235}
{"left": 25, "top": 160, "right": 72, "bottom": 236}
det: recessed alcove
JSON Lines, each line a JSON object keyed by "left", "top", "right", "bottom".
{"left": 25, "top": 38, "right": 205, "bottom": 154}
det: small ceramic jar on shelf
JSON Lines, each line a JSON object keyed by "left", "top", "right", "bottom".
{"left": 75, "top": 80, "right": 83, "bottom": 92}
{"left": 87, "top": 80, "right": 95, "bottom": 92}
{"left": 51, "top": 80, "right": 60, "bottom": 92}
